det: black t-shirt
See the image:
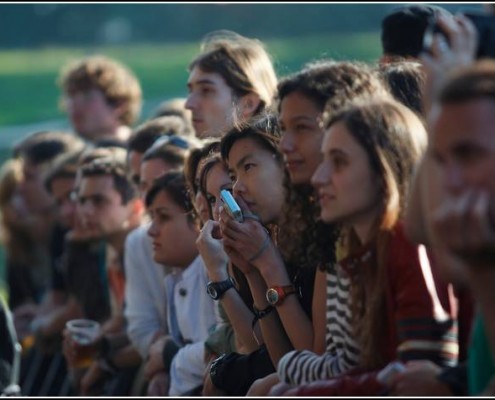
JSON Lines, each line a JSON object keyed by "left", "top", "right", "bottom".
{"left": 49, "top": 224, "right": 69, "bottom": 293}
{"left": 63, "top": 238, "right": 111, "bottom": 323}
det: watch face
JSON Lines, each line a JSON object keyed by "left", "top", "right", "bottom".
{"left": 207, "top": 284, "right": 219, "bottom": 300}
{"left": 266, "top": 288, "right": 279, "bottom": 305}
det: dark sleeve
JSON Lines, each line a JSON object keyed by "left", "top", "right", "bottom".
{"left": 49, "top": 225, "right": 68, "bottom": 292}
{"left": 209, "top": 345, "right": 275, "bottom": 396}
{"left": 63, "top": 238, "right": 111, "bottom": 322}
{"left": 436, "top": 363, "right": 468, "bottom": 396}
{"left": 161, "top": 339, "right": 180, "bottom": 373}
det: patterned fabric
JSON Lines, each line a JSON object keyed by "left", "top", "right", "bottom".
{"left": 277, "top": 263, "right": 360, "bottom": 384}
{"left": 278, "top": 223, "right": 458, "bottom": 387}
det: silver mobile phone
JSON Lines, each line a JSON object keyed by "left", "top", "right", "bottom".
{"left": 220, "top": 189, "right": 244, "bottom": 223}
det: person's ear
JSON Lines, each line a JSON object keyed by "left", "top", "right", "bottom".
{"left": 239, "top": 92, "right": 261, "bottom": 119}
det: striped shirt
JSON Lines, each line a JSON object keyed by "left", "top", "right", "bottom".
{"left": 278, "top": 262, "right": 360, "bottom": 384}
{"left": 278, "top": 224, "right": 458, "bottom": 386}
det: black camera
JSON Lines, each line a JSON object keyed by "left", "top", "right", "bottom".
{"left": 423, "top": 11, "right": 495, "bottom": 59}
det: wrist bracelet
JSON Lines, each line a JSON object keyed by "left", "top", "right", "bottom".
{"left": 252, "top": 304, "right": 274, "bottom": 320}
{"left": 251, "top": 305, "right": 273, "bottom": 346}
{"left": 251, "top": 304, "right": 274, "bottom": 329}
{"left": 248, "top": 234, "right": 271, "bottom": 263}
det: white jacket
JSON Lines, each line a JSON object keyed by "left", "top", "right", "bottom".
{"left": 165, "top": 255, "right": 218, "bottom": 395}
{"left": 124, "top": 224, "right": 168, "bottom": 359}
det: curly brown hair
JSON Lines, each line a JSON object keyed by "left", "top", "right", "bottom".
{"left": 58, "top": 55, "right": 142, "bottom": 126}
{"left": 276, "top": 60, "right": 388, "bottom": 273}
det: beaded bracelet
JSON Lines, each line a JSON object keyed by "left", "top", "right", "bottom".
{"left": 251, "top": 304, "right": 274, "bottom": 345}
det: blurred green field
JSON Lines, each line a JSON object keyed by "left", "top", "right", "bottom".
{"left": 0, "top": 32, "right": 381, "bottom": 127}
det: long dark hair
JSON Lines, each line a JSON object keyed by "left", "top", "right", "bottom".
{"left": 327, "top": 98, "right": 426, "bottom": 369}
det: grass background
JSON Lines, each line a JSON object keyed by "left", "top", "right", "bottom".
{"left": 0, "top": 32, "right": 381, "bottom": 128}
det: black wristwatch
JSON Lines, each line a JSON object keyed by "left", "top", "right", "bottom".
{"left": 206, "top": 277, "right": 235, "bottom": 300}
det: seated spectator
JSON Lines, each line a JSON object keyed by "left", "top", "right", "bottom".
{"left": 185, "top": 30, "right": 277, "bottom": 138}
{"left": 392, "top": 15, "right": 479, "bottom": 397}
{"left": 58, "top": 55, "right": 142, "bottom": 144}
{"left": 11, "top": 131, "right": 84, "bottom": 324}
{"left": 150, "top": 97, "right": 193, "bottom": 129}
{"left": 198, "top": 114, "right": 317, "bottom": 395}
{"left": 123, "top": 115, "right": 197, "bottom": 395}
{"left": 63, "top": 150, "right": 144, "bottom": 396}
{"left": 270, "top": 98, "right": 456, "bottom": 396}
{"left": 184, "top": 138, "right": 220, "bottom": 225}
{"left": 0, "top": 159, "right": 37, "bottom": 315}
{"left": 145, "top": 171, "right": 218, "bottom": 395}
{"left": 247, "top": 60, "right": 390, "bottom": 395}
{"left": 426, "top": 60, "right": 495, "bottom": 395}
{"left": 377, "top": 60, "right": 426, "bottom": 116}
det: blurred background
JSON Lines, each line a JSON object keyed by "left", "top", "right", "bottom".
{"left": 0, "top": 3, "right": 482, "bottom": 152}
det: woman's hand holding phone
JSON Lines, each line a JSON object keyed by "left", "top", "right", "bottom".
{"left": 219, "top": 196, "right": 278, "bottom": 274}
{"left": 196, "top": 220, "right": 230, "bottom": 281}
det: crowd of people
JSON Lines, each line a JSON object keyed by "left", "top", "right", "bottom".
{"left": 0, "top": 3, "right": 494, "bottom": 396}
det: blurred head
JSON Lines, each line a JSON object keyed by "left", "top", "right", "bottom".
{"left": 184, "top": 138, "right": 221, "bottom": 224}
{"left": 139, "top": 134, "right": 197, "bottom": 197}
{"left": 58, "top": 55, "right": 142, "bottom": 140}
{"left": 146, "top": 171, "right": 199, "bottom": 268}
{"left": 432, "top": 60, "right": 495, "bottom": 209}
{"left": 377, "top": 60, "right": 426, "bottom": 116}
{"left": 44, "top": 149, "right": 86, "bottom": 229}
{"left": 0, "top": 159, "right": 37, "bottom": 266}
{"left": 127, "top": 115, "right": 194, "bottom": 190}
{"left": 186, "top": 30, "right": 277, "bottom": 138}
{"left": 220, "top": 113, "right": 286, "bottom": 224}
{"left": 199, "top": 155, "right": 231, "bottom": 221}
{"left": 380, "top": 5, "right": 452, "bottom": 62}
{"left": 0, "top": 159, "right": 26, "bottom": 230}
{"left": 312, "top": 98, "right": 426, "bottom": 239}
{"left": 151, "top": 97, "right": 193, "bottom": 128}
{"left": 278, "top": 60, "right": 388, "bottom": 185}
{"left": 77, "top": 152, "right": 141, "bottom": 240}
{"left": 14, "top": 130, "right": 85, "bottom": 215}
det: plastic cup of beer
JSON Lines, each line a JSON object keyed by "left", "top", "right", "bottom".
{"left": 66, "top": 319, "right": 101, "bottom": 368}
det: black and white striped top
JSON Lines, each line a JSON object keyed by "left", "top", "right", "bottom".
{"left": 277, "top": 262, "right": 360, "bottom": 384}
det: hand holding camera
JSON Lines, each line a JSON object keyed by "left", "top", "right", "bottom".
{"left": 421, "top": 13, "right": 478, "bottom": 114}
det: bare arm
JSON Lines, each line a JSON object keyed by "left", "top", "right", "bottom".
{"left": 197, "top": 220, "right": 260, "bottom": 352}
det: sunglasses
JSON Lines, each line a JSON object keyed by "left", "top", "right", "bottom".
{"left": 149, "top": 135, "right": 191, "bottom": 151}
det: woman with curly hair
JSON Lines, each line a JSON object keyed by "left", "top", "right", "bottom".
{"left": 272, "top": 98, "right": 457, "bottom": 396}
{"left": 246, "top": 59, "right": 391, "bottom": 394}
{"left": 196, "top": 112, "right": 318, "bottom": 395}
